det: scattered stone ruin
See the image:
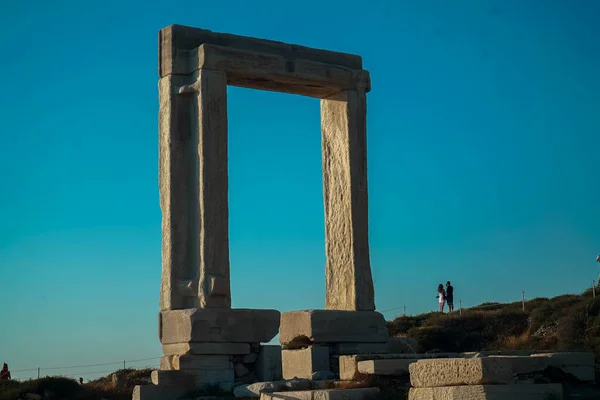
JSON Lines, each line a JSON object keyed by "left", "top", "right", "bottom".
{"left": 133, "top": 24, "right": 597, "bottom": 400}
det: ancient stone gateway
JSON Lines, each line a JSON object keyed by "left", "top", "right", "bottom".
{"left": 137, "top": 24, "right": 390, "bottom": 399}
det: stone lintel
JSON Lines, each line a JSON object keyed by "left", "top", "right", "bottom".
{"left": 160, "top": 24, "right": 362, "bottom": 78}
{"left": 159, "top": 308, "right": 280, "bottom": 344}
{"left": 279, "top": 310, "right": 389, "bottom": 346}
{"left": 176, "top": 45, "right": 370, "bottom": 98}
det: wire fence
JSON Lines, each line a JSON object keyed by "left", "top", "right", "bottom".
{"left": 10, "top": 357, "right": 161, "bottom": 382}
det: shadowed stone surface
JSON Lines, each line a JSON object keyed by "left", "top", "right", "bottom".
{"left": 357, "top": 359, "right": 417, "bottom": 376}
{"left": 159, "top": 308, "right": 280, "bottom": 344}
{"left": 280, "top": 310, "right": 388, "bottom": 345}
{"left": 160, "top": 354, "right": 230, "bottom": 370}
{"left": 255, "top": 345, "right": 283, "bottom": 381}
{"left": 158, "top": 69, "right": 231, "bottom": 311}
{"left": 151, "top": 369, "right": 234, "bottom": 387}
{"left": 282, "top": 347, "right": 330, "bottom": 380}
{"left": 162, "top": 342, "right": 250, "bottom": 356}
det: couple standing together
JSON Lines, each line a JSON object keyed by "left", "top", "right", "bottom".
{"left": 437, "top": 281, "right": 454, "bottom": 312}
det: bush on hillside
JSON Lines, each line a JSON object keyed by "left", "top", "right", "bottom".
{"left": 0, "top": 377, "right": 83, "bottom": 400}
{"left": 0, "top": 369, "right": 153, "bottom": 400}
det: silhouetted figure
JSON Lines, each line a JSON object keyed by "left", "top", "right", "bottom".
{"left": 0, "top": 363, "right": 11, "bottom": 380}
{"left": 79, "top": 377, "right": 84, "bottom": 385}
{"left": 437, "top": 284, "right": 446, "bottom": 312}
{"left": 446, "top": 281, "right": 454, "bottom": 312}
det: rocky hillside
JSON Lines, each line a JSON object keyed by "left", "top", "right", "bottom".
{"left": 387, "top": 288, "right": 600, "bottom": 361}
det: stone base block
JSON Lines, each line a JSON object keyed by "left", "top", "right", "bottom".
{"left": 408, "top": 384, "right": 563, "bottom": 400}
{"left": 255, "top": 345, "right": 283, "bottom": 381}
{"left": 339, "top": 354, "right": 460, "bottom": 381}
{"left": 282, "top": 346, "right": 330, "bottom": 380}
{"left": 358, "top": 359, "right": 417, "bottom": 376}
{"left": 160, "top": 354, "right": 231, "bottom": 370}
{"left": 261, "top": 388, "right": 380, "bottom": 400}
{"left": 132, "top": 384, "right": 189, "bottom": 400}
{"left": 409, "top": 358, "right": 514, "bottom": 387}
{"left": 151, "top": 369, "right": 235, "bottom": 389}
{"left": 280, "top": 310, "right": 388, "bottom": 346}
{"left": 162, "top": 342, "right": 251, "bottom": 356}
{"left": 159, "top": 308, "right": 280, "bottom": 344}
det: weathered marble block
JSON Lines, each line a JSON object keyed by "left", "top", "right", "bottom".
{"left": 159, "top": 308, "right": 280, "bottom": 344}
{"left": 280, "top": 310, "right": 388, "bottom": 346}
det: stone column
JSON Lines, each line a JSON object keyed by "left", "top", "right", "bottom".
{"left": 320, "top": 89, "right": 375, "bottom": 311}
{"left": 159, "top": 69, "right": 231, "bottom": 311}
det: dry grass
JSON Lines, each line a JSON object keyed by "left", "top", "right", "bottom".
{"left": 388, "top": 289, "right": 600, "bottom": 360}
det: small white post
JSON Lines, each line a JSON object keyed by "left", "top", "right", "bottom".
{"left": 521, "top": 290, "right": 525, "bottom": 312}
{"left": 403, "top": 305, "right": 406, "bottom": 316}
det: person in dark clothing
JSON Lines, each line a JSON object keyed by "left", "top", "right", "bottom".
{"left": 446, "top": 281, "right": 454, "bottom": 312}
{"left": 0, "top": 363, "right": 11, "bottom": 380}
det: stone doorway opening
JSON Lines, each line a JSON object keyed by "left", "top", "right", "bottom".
{"left": 227, "top": 86, "right": 325, "bottom": 313}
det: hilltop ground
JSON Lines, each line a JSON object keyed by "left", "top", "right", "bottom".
{"left": 2, "top": 288, "right": 600, "bottom": 400}
{"left": 388, "top": 287, "right": 600, "bottom": 361}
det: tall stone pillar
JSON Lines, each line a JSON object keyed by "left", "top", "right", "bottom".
{"left": 158, "top": 69, "right": 231, "bottom": 311}
{"left": 320, "top": 89, "right": 375, "bottom": 311}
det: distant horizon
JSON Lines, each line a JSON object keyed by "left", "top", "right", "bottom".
{"left": 2, "top": 0, "right": 599, "bottom": 383}
{"left": 5, "top": 283, "right": 596, "bottom": 382}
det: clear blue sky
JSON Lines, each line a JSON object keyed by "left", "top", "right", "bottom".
{"left": 1, "top": 0, "right": 599, "bottom": 381}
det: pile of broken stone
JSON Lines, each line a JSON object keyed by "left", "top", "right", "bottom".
{"left": 134, "top": 307, "right": 596, "bottom": 400}
{"left": 134, "top": 308, "right": 404, "bottom": 400}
